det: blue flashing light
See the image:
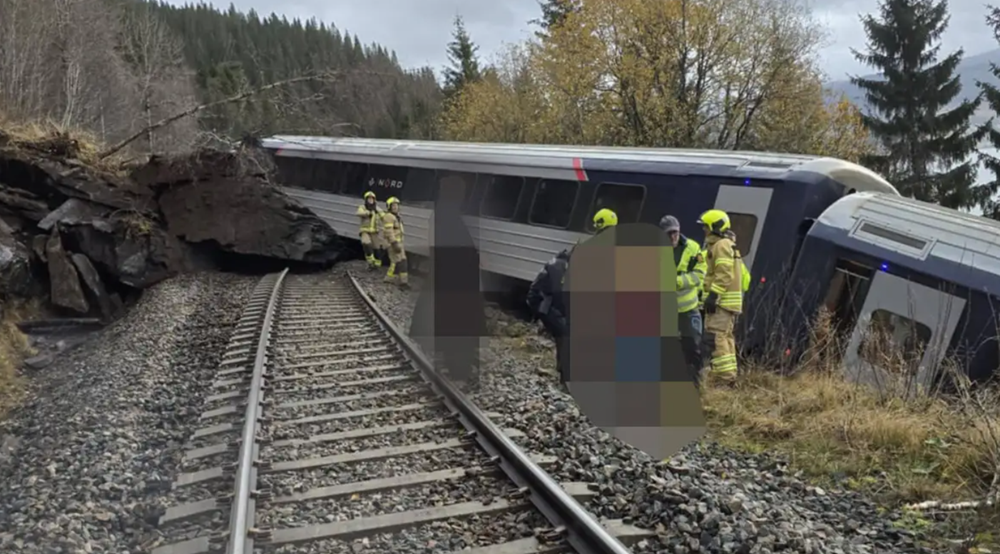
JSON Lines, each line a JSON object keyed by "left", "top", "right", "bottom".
{"left": 744, "top": 179, "right": 751, "bottom": 186}
{"left": 880, "top": 262, "right": 889, "bottom": 271}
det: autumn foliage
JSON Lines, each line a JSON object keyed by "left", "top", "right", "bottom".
{"left": 440, "top": 0, "right": 871, "bottom": 162}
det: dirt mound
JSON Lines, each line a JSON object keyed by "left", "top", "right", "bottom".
{"left": 0, "top": 129, "right": 343, "bottom": 321}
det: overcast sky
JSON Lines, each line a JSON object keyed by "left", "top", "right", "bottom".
{"left": 168, "top": 0, "right": 1000, "bottom": 83}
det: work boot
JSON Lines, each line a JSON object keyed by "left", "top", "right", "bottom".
{"left": 398, "top": 274, "right": 410, "bottom": 290}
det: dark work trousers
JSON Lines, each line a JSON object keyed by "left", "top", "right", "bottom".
{"left": 540, "top": 312, "right": 569, "bottom": 384}
{"left": 679, "top": 309, "right": 703, "bottom": 388}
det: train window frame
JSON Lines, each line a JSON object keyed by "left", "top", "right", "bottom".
{"left": 589, "top": 182, "right": 647, "bottom": 227}
{"left": 479, "top": 174, "right": 525, "bottom": 221}
{"left": 726, "top": 212, "right": 758, "bottom": 257}
{"left": 528, "top": 178, "right": 580, "bottom": 229}
{"left": 310, "top": 159, "right": 341, "bottom": 193}
{"left": 339, "top": 161, "right": 370, "bottom": 196}
{"left": 403, "top": 167, "right": 439, "bottom": 208}
{"left": 436, "top": 170, "right": 479, "bottom": 209}
{"left": 859, "top": 308, "right": 932, "bottom": 367}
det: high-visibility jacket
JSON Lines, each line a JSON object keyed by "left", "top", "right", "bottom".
{"left": 675, "top": 236, "right": 707, "bottom": 314}
{"left": 382, "top": 211, "right": 404, "bottom": 245}
{"left": 703, "top": 234, "right": 744, "bottom": 314}
{"left": 356, "top": 203, "right": 381, "bottom": 235}
{"left": 699, "top": 246, "right": 750, "bottom": 305}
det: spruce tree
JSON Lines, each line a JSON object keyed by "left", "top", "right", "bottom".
{"left": 851, "top": 0, "right": 985, "bottom": 209}
{"left": 442, "top": 16, "right": 481, "bottom": 100}
{"left": 531, "top": 0, "right": 581, "bottom": 37}
{"left": 976, "top": 5, "right": 1000, "bottom": 218}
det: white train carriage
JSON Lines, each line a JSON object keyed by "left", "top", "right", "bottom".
{"left": 260, "top": 136, "right": 898, "bottom": 290}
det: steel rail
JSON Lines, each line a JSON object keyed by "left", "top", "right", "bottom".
{"left": 227, "top": 268, "right": 290, "bottom": 554}
{"left": 346, "top": 272, "right": 634, "bottom": 554}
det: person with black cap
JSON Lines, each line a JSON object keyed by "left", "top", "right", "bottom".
{"left": 526, "top": 248, "right": 571, "bottom": 386}
{"left": 660, "top": 214, "right": 707, "bottom": 385}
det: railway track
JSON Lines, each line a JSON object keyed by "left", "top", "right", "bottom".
{"left": 151, "top": 270, "right": 652, "bottom": 554}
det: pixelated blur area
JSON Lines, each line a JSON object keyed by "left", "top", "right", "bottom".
{"left": 565, "top": 222, "right": 706, "bottom": 460}
{"left": 407, "top": 174, "right": 488, "bottom": 383}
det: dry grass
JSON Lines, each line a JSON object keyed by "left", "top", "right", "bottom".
{"left": 0, "top": 111, "right": 126, "bottom": 172}
{"left": 702, "top": 308, "right": 1000, "bottom": 549}
{"left": 0, "top": 300, "right": 42, "bottom": 419}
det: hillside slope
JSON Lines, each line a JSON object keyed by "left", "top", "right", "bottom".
{"left": 138, "top": 0, "right": 442, "bottom": 140}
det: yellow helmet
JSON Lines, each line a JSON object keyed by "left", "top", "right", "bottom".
{"left": 697, "top": 209, "right": 731, "bottom": 234}
{"left": 593, "top": 208, "right": 618, "bottom": 231}
{"left": 363, "top": 191, "right": 376, "bottom": 200}
{"left": 386, "top": 197, "right": 400, "bottom": 207}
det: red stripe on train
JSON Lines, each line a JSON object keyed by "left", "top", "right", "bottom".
{"left": 572, "top": 157, "right": 588, "bottom": 181}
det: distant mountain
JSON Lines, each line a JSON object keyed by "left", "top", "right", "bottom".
{"left": 823, "top": 48, "right": 1000, "bottom": 128}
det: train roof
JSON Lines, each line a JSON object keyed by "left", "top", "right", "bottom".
{"left": 261, "top": 135, "right": 900, "bottom": 195}
{"left": 809, "top": 192, "right": 1000, "bottom": 296}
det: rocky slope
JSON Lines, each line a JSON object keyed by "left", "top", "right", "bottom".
{"left": 0, "top": 130, "right": 344, "bottom": 321}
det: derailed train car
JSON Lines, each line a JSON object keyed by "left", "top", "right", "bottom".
{"left": 259, "top": 135, "right": 900, "bottom": 353}
{"left": 783, "top": 192, "right": 1000, "bottom": 385}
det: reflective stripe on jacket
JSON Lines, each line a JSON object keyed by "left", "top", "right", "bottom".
{"left": 356, "top": 204, "right": 381, "bottom": 234}
{"left": 704, "top": 234, "right": 743, "bottom": 314}
{"left": 676, "top": 237, "right": 706, "bottom": 314}
{"left": 382, "top": 212, "right": 404, "bottom": 245}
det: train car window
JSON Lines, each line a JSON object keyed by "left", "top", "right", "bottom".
{"left": 822, "top": 259, "right": 874, "bottom": 338}
{"left": 404, "top": 168, "right": 438, "bottom": 208}
{"left": 366, "top": 164, "right": 407, "bottom": 198}
{"left": 338, "top": 162, "right": 369, "bottom": 196}
{"left": 591, "top": 183, "right": 646, "bottom": 224}
{"left": 309, "top": 159, "right": 341, "bottom": 192}
{"left": 437, "top": 170, "right": 478, "bottom": 209}
{"left": 727, "top": 213, "right": 758, "bottom": 256}
{"left": 859, "top": 308, "right": 931, "bottom": 367}
{"left": 529, "top": 179, "right": 579, "bottom": 228}
{"left": 273, "top": 156, "right": 304, "bottom": 188}
{"left": 480, "top": 175, "right": 524, "bottom": 220}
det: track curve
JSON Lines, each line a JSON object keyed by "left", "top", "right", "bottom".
{"left": 150, "top": 270, "right": 651, "bottom": 554}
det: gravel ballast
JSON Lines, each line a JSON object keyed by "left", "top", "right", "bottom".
{"left": 0, "top": 272, "right": 258, "bottom": 553}
{"left": 345, "top": 260, "right": 929, "bottom": 554}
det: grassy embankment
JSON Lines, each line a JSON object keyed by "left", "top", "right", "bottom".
{"left": 491, "top": 307, "right": 1000, "bottom": 550}
{"left": 0, "top": 301, "right": 41, "bottom": 418}
{"left": 703, "top": 310, "right": 1000, "bottom": 550}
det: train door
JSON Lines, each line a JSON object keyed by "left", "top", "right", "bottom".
{"left": 712, "top": 185, "right": 773, "bottom": 271}
{"left": 841, "top": 271, "right": 965, "bottom": 389}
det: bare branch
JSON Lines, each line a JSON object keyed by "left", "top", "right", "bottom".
{"left": 99, "top": 71, "right": 341, "bottom": 159}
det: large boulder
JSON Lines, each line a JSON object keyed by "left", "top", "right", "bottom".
{"left": 59, "top": 216, "right": 193, "bottom": 289}
{"left": 0, "top": 218, "right": 33, "bottom": 297}
{"left": 143, "top": 151, "right": 342, "bottom": 265}
{"left": 45, "top": 229, "right": 88, "bottom": 314}
{"left": 70, "top": 253, "right": 114, "bottom": 321}
{"left": 0, "top": 135, "right": 345, "bottom": 318}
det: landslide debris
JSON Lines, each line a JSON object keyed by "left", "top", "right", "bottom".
{"left": 0, "top": 127, "right": 343, "bottom": 322}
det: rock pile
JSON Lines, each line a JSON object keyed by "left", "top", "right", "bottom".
{"left": 0, "top": 131, "right": 343, "bottom": 320}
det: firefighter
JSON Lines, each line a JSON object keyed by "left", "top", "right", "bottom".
{"left": 697, "top": 230, "right": 750, "bottom": 310}
{"left": 527, "top": 248, "right": 571, "bottom": 386}
{"left": 356, "top": 191, "right": 383, "bottom": 270}
{"left": 660, "top": 215, "right": 707, "bottom": 385}
{"left": 592, "top": 208, "right": 618, "bottom": 234}
{"left": 697, "top": 209, "right": 744, "bottom": 383}
{"left": 382, "top": 197, "right": 409, "bottom": 289}
{"left": 725, "top": 230, "right": 752, "bottom": 295}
